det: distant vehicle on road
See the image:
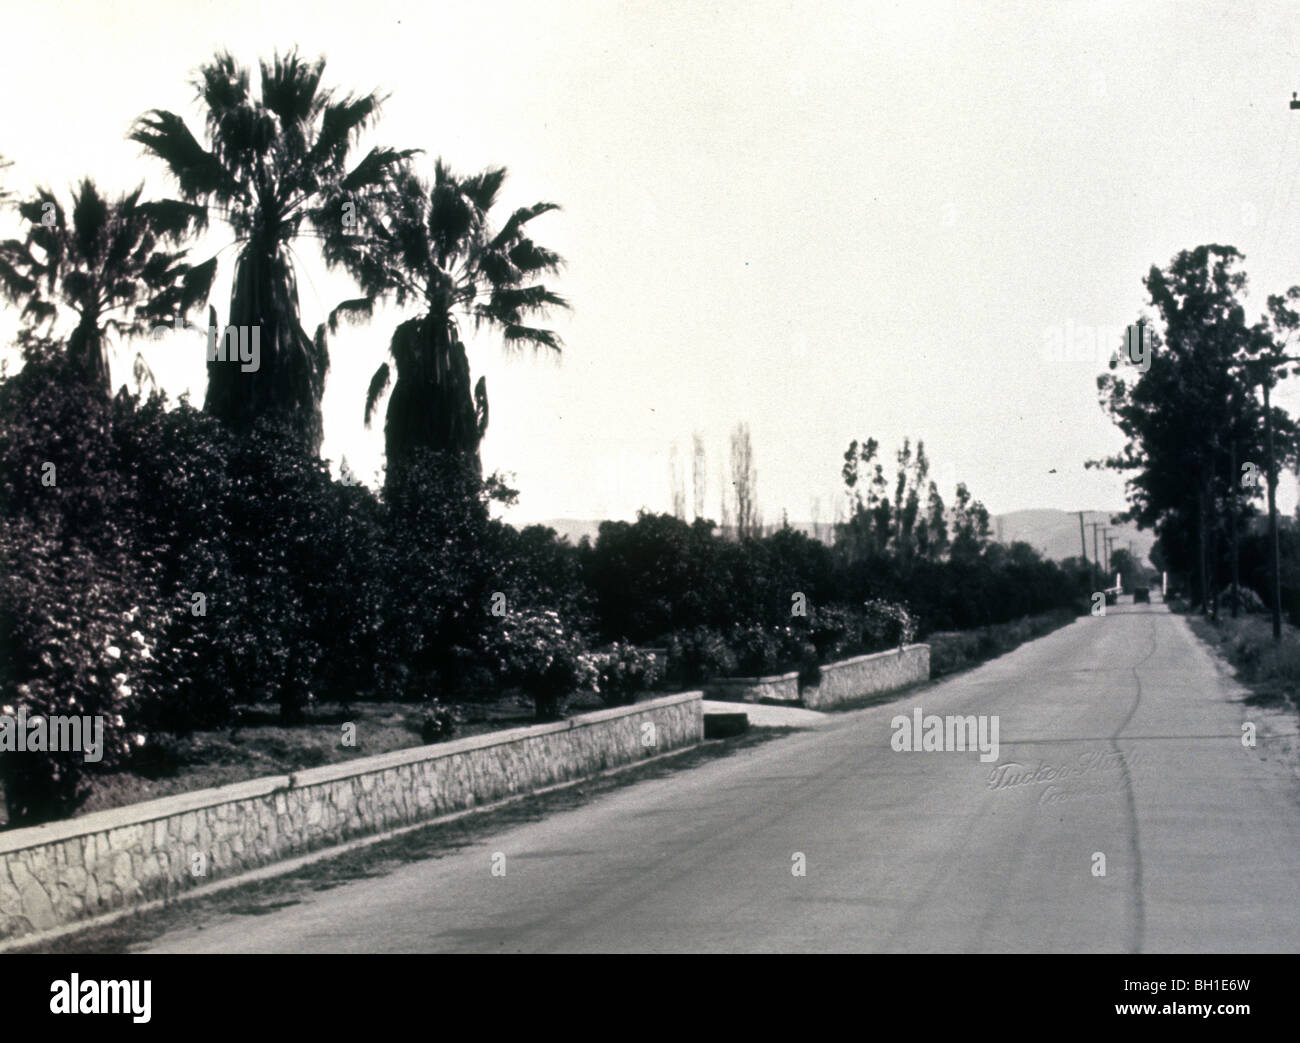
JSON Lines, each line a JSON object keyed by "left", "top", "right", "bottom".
{"left": 1133, "top": 586, "right": 1150, "bottom": 603}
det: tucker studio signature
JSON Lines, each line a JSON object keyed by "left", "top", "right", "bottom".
{"left": 986, "top": 747, "right": 1143, "bottom": 806}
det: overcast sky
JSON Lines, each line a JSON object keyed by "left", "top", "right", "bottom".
{"left": 4, "top": 0, "right": 1300, "bottom": 525}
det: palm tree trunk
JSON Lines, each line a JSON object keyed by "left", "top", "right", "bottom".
{"left": 67, "top": 318, "right": 111, "bottom": 399}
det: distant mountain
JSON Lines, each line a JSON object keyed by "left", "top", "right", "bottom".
{"left": 991, "top": 509, "right": 1156, "bottom": 567}
{"left": 529, "top": 508, "right": 1157, "bottom": 569}
{"left": 522, "top": 518, "right": 604, "bottom": 544}
{"left": 529, "top": 517, "right": 833, "bottom": 545}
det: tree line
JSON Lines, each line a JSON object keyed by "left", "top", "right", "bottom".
{"left": 1093, "top": 244, "right": 1300, "bottom": 617}
{"left": 0, "top": 50, "right": 1090, "bottom": 827}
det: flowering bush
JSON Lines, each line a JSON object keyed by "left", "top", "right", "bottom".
{"left": 493, "top": 609, "right": 592, "bottom": 720}
{"left": 728, "top": 623, "right": 782, "bottom": 677}
{"left": 591, "top": 642, "right": 663, "bottom": 707}
{"left": 806, "top": 605, "right": 858, "bottom": 662}
{"left": 0, "top": 520, "right": 158, "bottom": 824}
{"left": 721, "top": 623, "right": 819, "bottom": 684}
{"left": 860, "top": 598, "right": 917, "bottom": 651}
{"left": 666, "top": 626, "right": 738, "bottom": 686}
{"left": 420, "top": 698, "right": 457, "bottom": 743}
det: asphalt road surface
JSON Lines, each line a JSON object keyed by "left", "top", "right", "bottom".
{"left": 145, "top": 602, "right": 1300, "bottom": 953}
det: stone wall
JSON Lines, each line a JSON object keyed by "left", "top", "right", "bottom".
{"left": 0, "top": 692, "right": 702, "bottom": 943}
{"left": 801, "top": 644, "right": 930, "bottom": 710}
{"left": 701, "top": 645, "right": 929, "bottom": 708}
{"left": 703, "top": 671, "right": 800, "bottom": 704}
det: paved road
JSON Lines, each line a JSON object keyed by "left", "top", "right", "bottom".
{"left": 146, "top": 603, "right": 1300, "bottom": 953}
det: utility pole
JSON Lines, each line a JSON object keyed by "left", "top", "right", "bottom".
{"left": 1226, "top": 352, "right": 1300, "bottom": 641}
{"left": 1105, "top": 534, "right": 1117, "bottom": 585}
{"left": 1088, "top": 522, "right": 1104, "bottom": 590}
{"left": 1229, "top": 427, "right": 1240, "bottom": 619}
{"left": 1265, "top": 375, "right": 1282, "bottom": 639}
{"left": 1075, "top": 509, "right": 1092, "bottom": 592}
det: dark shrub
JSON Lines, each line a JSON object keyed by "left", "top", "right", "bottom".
{"left": 491, "top": 608, "right": 593, "bottom": 720}
{"left": 420, "top": 700, "right": 457, "bottom": 743}
{"left": 666, "top": 626, "right": 738, "bottom": 686}
{"left": 729, "top": 623, "right": 782, "bottom": 677}
{"left": 592, "top": 642, "right": 663, "bottom": 707}
{"left": 860, "top": 598, "right": 917, "bottom": 652}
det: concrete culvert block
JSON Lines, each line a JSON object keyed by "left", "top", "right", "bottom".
{"left": 704, "top": 712, "right": 749, "bottom": 739}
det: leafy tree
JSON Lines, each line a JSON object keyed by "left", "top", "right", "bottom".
{"left": 916, "top": 480, "right": 948, "bottom": 560}
{"left": 692, "top": 431, "right": 707, "bottom": 521}
{"left": 319, "top": 159, "right": 567, "bottom": 478}
{"left": 949, "top": 482, "right": 991, "bottom": 560}
{"left": 0, "top": 179, "right": 211, "bottom": 398}
{"left": 132, "top": 49, "right": 411, "bottom": 453}
{"left": 1092, "top": 245, "right": 1298, "bottom": 610}
{"left": 839, "top": 437, "right": 888, "bottom": 560}
{"left": 381, "top": 449, "right": 515, "bottom": 698}
{"left": 892, "top": 438, "right": 928, "bottom": 560}
{"left": 0, "top": 344, "right": 166, "bottom": 824}
{"left": 729, "top": 421, "right": 758, "bottom": 539}
{"left": 1108, "top": 547, "right": 1144, "bottom": 591}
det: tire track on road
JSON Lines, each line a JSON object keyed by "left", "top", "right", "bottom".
{"left": 1109, "top": 614, "right": 1159, "bottom": 954}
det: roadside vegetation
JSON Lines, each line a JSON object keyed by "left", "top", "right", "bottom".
{"left": 927, "top": 608, "right": 1080, "bottom": 679}
{"left": 1184, "top": 611, "right": 1300, "bottom": 717}
{"left": 0, "top": 50, "right": 1090, "bottom": 830}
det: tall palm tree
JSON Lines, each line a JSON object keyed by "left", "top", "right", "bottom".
{"left": 131, "top": 49, "right": 411, "bottom": 454}
{"left": 318, "top": 159, "right": 568, "bottom": 479}
{"left": 0, "top": 178, "right": 212, "bottom": 396}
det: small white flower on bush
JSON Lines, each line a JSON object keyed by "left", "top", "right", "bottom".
{"left": 494, "top": 608, "right": 591, "bottom": 712}
{"left": 861, "top": 599, "right": 917, "bottom": 647}
{"left": 593, "top": 642, "right": 663, "bottom": 706}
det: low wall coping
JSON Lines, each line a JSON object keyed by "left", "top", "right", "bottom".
{"left": 0, "top": 690, "right": 703, "bottom": 856}
{"left": 707, "top": 671, "right": 800, "bottom": 685}
{"left": 815, "top": 643, "right": 930, "bottom": 673}
{"left": 708, "top": 643, "right": 930, "bottom": 688}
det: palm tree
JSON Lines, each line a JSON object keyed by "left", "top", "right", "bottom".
{"left": 318, "top": 159, "right": 567, "bottom": 479}
{"left": 131, "top": 49, "right": 411, "bottom": 454}
{"left": 0, "top": 177, "right": 212, "bottom": 396}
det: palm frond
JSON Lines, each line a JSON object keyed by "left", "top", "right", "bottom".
{"left": 461, "top": 167, "right": 507, "bottom": 212}
{"left": 482, "top": 286, "right": 569, "bottom": 325}
{"left": 474, "top": 375, "right": 489, "bottom": 437}
{"left": 130, "top": 110, "right": 235, "bottom": 210}
{"left": 327, "top": 295, "right": 375, "bottom": 334}
{"left": 491, "top": 202, "right": 561, "bottom": 249}
{"left": 311, "top": 94, "right": 390, "bottom": 168}
{"left": 136, "top": 197, "right": 209, "bottom": 240}
{"left": 507, "top": 238, "right": 564, "bottom": 275}
{"left": 500, "top": 324, "right": 563, "bottom": 354}
{"left": 364, "top": 361, "right": 391, "bottom": 427}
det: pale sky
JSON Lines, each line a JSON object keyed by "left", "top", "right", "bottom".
{"left": 4, "top": 0, "right": 1300, "bottom": 525}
